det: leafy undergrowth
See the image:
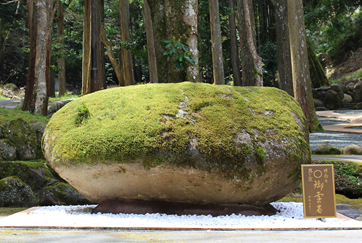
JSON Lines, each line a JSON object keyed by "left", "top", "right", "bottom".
{"left": 313, "top": 160, "right": 361, "bottom": 192}
{"left": 330, "top": 68, "right": 362, "bottom": 84}
{"left": 0, "top": 107, "right": 49, "bottom": 124}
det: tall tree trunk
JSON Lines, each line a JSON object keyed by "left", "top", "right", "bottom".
{"left": 34, "top": 0, "right": 57, "bottom": 116}
{"left": 163, "top": 0, "right": 185, "bottom": 83}
{"left": 82, "top": 0, "right": 91, "bottom": 94}
{"left": 23, "top": 0, "right": 36, "bottom": 112}
{"left": 46, "top": 25, "right": 52, "bottom": 98}
{"left": 228, "top": 0, "right": 241, "bottom": 86}
{"left": 288, "top": 0, "right": 322, "bottom": 132}
{"left": 209, "top": 0, "right": 225, "bottom": 85}
{"left": 183, "top": 0, "right": 199, "bottom": 82}
{"left": 119, "top": 0, "right": 135, "bottom": 86}
{"left": 148, "top": 0, "right": 167, "bottom": 83}
{"left": 237, "top": 0, "right": 263, "bottom": 86}
{"left": 57, "top": 2, "right": 66, "bottom": 96}
{"left": 82, "top": 0, "right": 103, "bottom": 94}
{"left": 273, "top": 0, "right": 294, "bottom": 96}
{"left": 90, "top": 0, "right": 98, "bottom": 92}
{"left": 144, "top": 0, "right": 158, "bottom": 83}
{"left": 147, "top": 0, "right": 199, "bottom": 83}
{"left": 34, "top": 0, "right": 48, "bottom": 115}
{"left": 23, "top": 0, "right": 59, "bottom": 115}
{"left": 99, "top": 0, "right": 106, "bottom": 89}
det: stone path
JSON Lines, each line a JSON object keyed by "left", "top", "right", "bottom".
{"left": 0, "top": 99, "right": 75, "bottom": 114}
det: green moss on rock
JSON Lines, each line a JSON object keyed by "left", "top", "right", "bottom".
{"left": 0, "top": 176, "right": 37, "bottom": 207}
{"left": 0, "top": 161, "right": 58, "bottom": 191}
{"left": 315, "top": 143, "right": 342, "bottom": 155}
{"left": 43, "top": 82, "right": 310, "bottom": 188}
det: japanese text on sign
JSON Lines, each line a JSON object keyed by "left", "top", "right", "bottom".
{"left": 302, "top": 164, "right": 336, "bottom": 218}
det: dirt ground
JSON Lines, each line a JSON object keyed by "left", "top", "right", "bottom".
{"left": 328, "top": 47, "right": 362, "bottom": 80}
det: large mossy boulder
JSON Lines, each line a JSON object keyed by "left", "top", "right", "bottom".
{"left": 43, "top": 82, "right": 310, "bottom": 207}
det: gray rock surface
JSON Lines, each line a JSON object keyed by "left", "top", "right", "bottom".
{"left": 343, "top": 144, "right": 362, "bottom": 155}
{"left": 0, "top": 161, "right": 90, "bottom": 207}
{"left": 324, "top": 90, "right": 341, "bottom": 110}
{"left": 314, "top": 143, "right": 342, "bottom": 155}
{"left": 0, "top": 176, "right": 37, "bottom": 207}
{"left": 0, "top": 139, "right": 16, "bottom": 161}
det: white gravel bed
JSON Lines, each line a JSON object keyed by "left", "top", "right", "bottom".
{"left": 0, "top": 202, "right": 360, "bottom": 229}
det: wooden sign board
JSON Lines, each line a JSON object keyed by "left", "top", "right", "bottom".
{"left": 301, "top": 164, "right": 336, "bottom": 218}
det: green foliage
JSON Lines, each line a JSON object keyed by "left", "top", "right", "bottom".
{"left": 254, "top": 145, "right": 266, "bottom": 163}
{"left": 313, "top": 160, "right": 361, "bottom": 191}
{"left": 0, "top": 107, "right": 49, "bottom": 124}
{"left": 330, "top": 68, "right": 362, "bottom": 84}
{"left": 162, "top": 37, "right": 196, "bottom": 71}
{"left": 49, "top": 93, "right": 80, "bottom": 102}
{"left": 0, "top": 1, "right": 28, "bottom": 86}
{"left": 258, "top": 41, "right": 278, "bottom": 87}
{"left": 305, "top": 3, "right": 362, "bottom": 64}
{"left": 75, "top": 103, "right": 90, "bottom": 126}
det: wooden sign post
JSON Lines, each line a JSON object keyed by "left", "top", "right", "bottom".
{"left": 301, "top": 164, "right": 337, "bottom": 218}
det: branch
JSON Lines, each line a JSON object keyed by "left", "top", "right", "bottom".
{"left": 1, "top": 0, "right": 22, "bottom": 5}
{"left": 100, "top": 27, "right": 123, "bottom": 85}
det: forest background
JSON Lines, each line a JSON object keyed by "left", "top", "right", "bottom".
{"left": 0, "top": 0, "right": 361, "bottom": 121}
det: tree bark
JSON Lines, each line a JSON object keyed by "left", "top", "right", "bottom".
{"left": 148, "top": 0, "right": 167, "bottom": 82}
{"left": 82, "top": 0, "right": 103, "bottom": 94}
{"left": 273, "top": 0, "right": 294, "bottom": 96}
{"left": 209, "top": 0, "right": 225, "bottom": 84}
{"left": 147, "top": 0, "right": 199, "bottom": 83}
{"left": 288, "top": 0, "right": 322, "bottom": 132}
{"left": 228, "top": 0, "right": 241, "bottom": 86}
{"left": 57, "top": 2, "right": 66, "bottom": 96}
{"left": 119, "top": 0, "right": 135, "bottom": 86}
{"left": 34, "top": 0, "right": 48, "bottom": 115}
{"left": 238, "top": 0, "right": 263, "bottom": 86}
{"left": 144, "top": 0, "right": 158, "bottom": 83}
{"left": 34, "top": 0, "right": 56, "bottom": 116}
{"left": 82, "top": 0, "right": 91, "bottom": 94}
{"left": 23, "top": 0, "right": 36, "bottom": 112}
{"left": 183, "top": 0, "right": 199, "bottom": 82}
{"left": 99, "top": 0, "right": 106, "bottom": 89}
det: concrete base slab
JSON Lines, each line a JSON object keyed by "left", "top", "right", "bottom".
{"left": 0, "top": 205, "right": 361, "bottom": 231}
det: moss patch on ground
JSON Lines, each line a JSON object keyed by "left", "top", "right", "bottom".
{"left": 278, "top": 194, "right": 362, "bottom": 211}
{"left": 0, "top": 107, "right": 49, "bottom": 125}
{"left": 0, "top": 207, "right": 28, "bottom": 216}
{"left": 45, "top": 83, "right": 308, "bottom": 177}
